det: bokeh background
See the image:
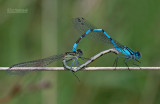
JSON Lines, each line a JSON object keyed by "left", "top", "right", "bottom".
{"left": 0, "top": 0, "right": 160, "bottom": 104}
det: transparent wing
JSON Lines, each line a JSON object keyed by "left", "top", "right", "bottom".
{"left": 113, "top": 39, "right": 125, "bottom": 49}
{"left": 72, "top": 17, "right": 113, "bottom": 46}
{"left": 7, "top": 54, "right": 64, "bottom": 75}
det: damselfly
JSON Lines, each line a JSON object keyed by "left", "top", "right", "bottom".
{"left": 72, "top": 17, "right": 141, "bottom": 68}
{"left": 7, "top": 50, "right": 82, "bottom": 75}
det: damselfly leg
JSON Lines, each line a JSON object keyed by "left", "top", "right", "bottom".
{"left": 113, "top": 55, "right": 141, "bottom": 70}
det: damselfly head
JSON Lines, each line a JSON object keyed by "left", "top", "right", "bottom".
{"left": 135, "top": 51, "right": 141, "bottom": 59}
{"left": 77, "top": 49, "right": 83, "bottom": 56}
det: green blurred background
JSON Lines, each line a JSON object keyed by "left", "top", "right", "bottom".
{"left": 0, "top": 0, "right": 160, "bottom": 104}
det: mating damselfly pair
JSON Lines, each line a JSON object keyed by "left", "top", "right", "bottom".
{"left": 7, "top": 17, "right": 141, "bottom": 75}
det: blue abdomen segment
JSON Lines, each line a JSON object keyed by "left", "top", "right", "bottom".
{"left": 93, "top": 29, "right": 102, "bottom": 32}
{"left": 73, "top": 43, "right": 78, "bottom": 52}
{"left": 86, "top": 29, "right": 91, "bottom": 34}
{"left": 93, "top": 29, "right": 111, "bottom": 39}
